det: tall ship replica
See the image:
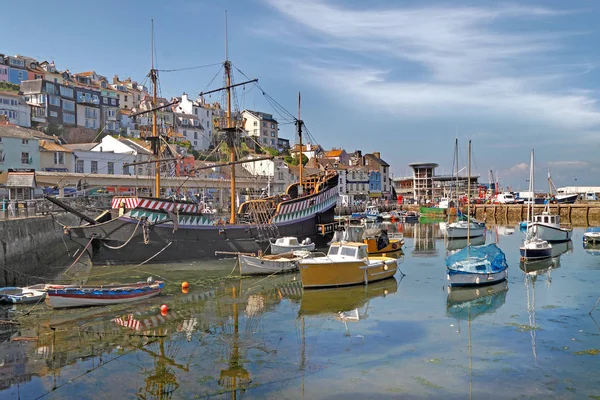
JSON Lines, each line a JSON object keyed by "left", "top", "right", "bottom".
{"left": 48, "top": 28, "right": 338, "bottom": 265}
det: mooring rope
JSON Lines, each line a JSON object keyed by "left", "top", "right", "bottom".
{"left": 62, "top": 236, "right": 95, "bottom": 277}
{"left": 102, "top": 218, "right": 143, "bottom": 250}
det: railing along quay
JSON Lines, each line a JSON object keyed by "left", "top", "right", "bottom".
{"left": 473, "top": 203, "right": 600, "bottom": 226}
{"left": 0, "top": 196, "right": 112, "bottom": 221}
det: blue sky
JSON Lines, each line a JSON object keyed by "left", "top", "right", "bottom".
{"left": 2, "top": 0, "right": 600, "bottom": 191}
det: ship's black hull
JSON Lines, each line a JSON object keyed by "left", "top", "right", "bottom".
{"left": 69, "top": 209, "right": 334, "bottom": 265}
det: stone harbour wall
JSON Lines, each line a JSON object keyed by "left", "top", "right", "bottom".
{"left": 0, "top": 214, "right": 81, "bottom": 286}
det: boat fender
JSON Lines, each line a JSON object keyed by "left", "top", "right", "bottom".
{"left": 476, "top": 277, "right": 480, "bottom": 285}
{"left": 392, "top": 243, "right": 398, "bottom": 250}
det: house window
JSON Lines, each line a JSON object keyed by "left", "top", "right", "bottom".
{"left": 0, "top": 149, "right": 3, "bottom": 163}
{"left": 63, "top": 113, "right": 75, "bottom": 124}
{"left": 75, "top": 159, "right": 84, "bottom": 173}
{"left": 182, "top": 119, "right": 188, "bottom": 125}
{"left": 271, "top": 131, "right": 276, "bottom": 137}
{"left": 253, "top": 121, "right": 257, "bottom": 126}
{"left": 124, "top": 95, "right": 128, "bottom": 101}
{"left": 54, "top": 152, "right": 65, "bottom": 165}
{"left": 91, "top": 161, "right": 98, "bottom": 174}
{"left": 22, "top": 139, "right": 29, "bottom": 145}
{"left": 21, "top": 152, "right": 30, "bottom": 164}
{"left": 107, "top": 162, "right": 114, "bottom": 174}
{"left": 45, "top": 83, "right": 55, "bottom": 94}
{"left": 123, "top": 165, "right": 130, "bottom": 175}
{"left": 194, "top": 132, "right": 198, "bottom": 139}
{"left": 63, "top": 100, "right": 75, "bottom": 111}
{"left": 271, "top": 123, "right": 275, "bottom": 129}
{"left": 49, "top": 96, "right": 60, "bottom": 106}
{"left": 194, "top": 141, "right": 197, "bottom": 147}
{"left": 50, "top": 111, "right": 58, "bottom": 117}
{"left": 262, "top": 121, "right": 266, "bottom": 127}
{"left": 103, "top": 97, "right": 108, "bottom": 104}
{"left": 60, "top": 86, "right": 74, "bottom": 98}
{"left": 271, "top": 139, "right": 275, "bottom": 145}
{"left": 11, "top": 59, "right": 24, "bottom": 67}
{"left": 262, "top": 130, "right": 266, "bottom": 136}
{"left": 111, "top": 98, "right": 116, "bottom": 105}
{"left": 183, "top": 130, "right": 187, "bottom": 136}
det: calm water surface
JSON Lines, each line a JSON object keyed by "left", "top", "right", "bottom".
{"left": 1, "top": 222, "right": 600, "bottom": 399}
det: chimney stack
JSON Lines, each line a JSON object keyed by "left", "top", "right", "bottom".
{"left": 373, "top": 151, "right": 381, "bottom": 159}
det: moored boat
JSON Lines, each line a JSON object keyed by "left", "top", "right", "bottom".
{"left": 270, "top": 236, "right": 315, "bottom": 254}
{"left": 446, "top": 244, "right": 509, "bottom": 287}
{"left": 298, "top": 242, "right": 399, "bottom": 288}
{"left": 238, "top": 251, "right": 308, "bottom": 275}
{"left": 46, "top": 278, "right": 165, "bottom": 309}
{"left": 519, "top": 237, "right": 552, "bottom": 260}
{"left": 0, "top": 286, "right": 47, "bottom": 304}
{"left": 527, "top": 212, "right": 573, "bottom": 242}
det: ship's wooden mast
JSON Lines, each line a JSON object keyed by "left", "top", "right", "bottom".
{"left": 296, "top": 92, "right": 303, "bottom": 195}
{"left": 225, "top": 12, "right": 237, "bottom": 224}
{"left": 150, "top": 19, "right": 160, "bottom": 198}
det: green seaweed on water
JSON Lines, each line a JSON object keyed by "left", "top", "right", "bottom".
{"left": 413, "top": 376, "right": 442, "bottom": 390}
{"left": 573, "top": 349, "right": 600, "bottom": 356}
{"left": 425, "top": 358, "right": 441, "bottom": 364}
{"left": 542, "top": 305, "right": 560, "bottom": 309}
{"left": 506, "top": 322, "right": 542, "bottom": 332}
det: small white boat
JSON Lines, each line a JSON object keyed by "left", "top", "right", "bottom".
{"left": 0, "top": 286, "right": 47, "bottom": 304}
{"left": 584, "top": 227, "right": 600, "bottom": 243}
{"left": 446, "top": 244, "right": 509, "bottom": 287}
{"left": 46, "top": 278, "right": 164, "bottom": 309}
{"left": 527, "top": 212, "right": 572, "bottom": 242}
{"left": 238, "top": 251, "right": 308, "bottom": 275}
{"left": 446, "top": 221, "right": 486, "bottom": 239}
{"left": 520, "top": 237, "right": 552, "bottom": 260}
{"left": 365, "top": 205, "right": 380, "bottom": 220}
{"left": 270, "top": 237, "right": 315, "bottom": 254}
{"left": 380, "top": 212, "right": 392, "bottom": 220}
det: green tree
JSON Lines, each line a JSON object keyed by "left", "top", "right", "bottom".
{"left": 284, "top": 154, "right": 308, "bottom": 166}
{"left": 263, "top": 147, "right": 279, "bottom": 157}
{"left": 45, "top": 123, "right": 64, "bottom": 136}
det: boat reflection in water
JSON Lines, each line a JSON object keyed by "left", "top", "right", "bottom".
{"left": 298, "top": 276, "right": 399, "bottom": 318}
{"left": 583, "top": 241, "right": 600, "bottom": 256}
{"left": 519, "top": 256, "right": 559, "bottom": 363}
{"left": 445, "top": 234, "right": 486, "bottom": 255}
{"left": 446, "top": 280, "right": 509, "bottom": 399}
{"left": 551, "top": 240, "right": 573, "bottom": 258}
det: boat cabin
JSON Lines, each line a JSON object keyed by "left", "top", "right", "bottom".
{"left": 533, "top": 212, "right": 559, "bottom": 226}
{"left": 328, "top": 242, "right": 368, "bottom": 259}
{"left": 365, "top": 206, "right": 379, "bottom": 214}
{"left": 275, "top": 237, "right": 300, "bottom": 246}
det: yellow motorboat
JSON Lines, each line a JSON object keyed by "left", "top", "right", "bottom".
{"left": 298, "top": 242, "right": 399, "bottom": 288}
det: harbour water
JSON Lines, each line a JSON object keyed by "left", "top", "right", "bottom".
{"left": 1, "top": 222, "right": 600, "bottom": 399}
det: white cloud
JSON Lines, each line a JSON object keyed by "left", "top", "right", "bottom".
{"left": 260, "top": 0, "right": 600, "bottom": 135}
{"left": 547, "top": 161, "right": 589, "bottom": 168}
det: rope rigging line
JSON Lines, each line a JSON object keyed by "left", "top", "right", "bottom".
{"left": 158, "top": 62, "right": 223, "bottom": 73}
{"left": 101, "top": 217, "right": 143, "bottom": 250}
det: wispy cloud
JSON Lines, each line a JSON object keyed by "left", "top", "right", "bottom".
{"left": 548, "top": 160, "right": 589, "bottom": 168}
{"left": 260, "top": 0, "right": 600, "bottom": 136}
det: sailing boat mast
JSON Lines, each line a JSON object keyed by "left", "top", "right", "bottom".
{"left": 150, "top": 19, "right": 160, "bottom": 198}
{"left": 467, "top": 140, "right": 471, "bottom": 242}
{"left": 297, "top": 92, "right": 303, "bottom": 195}
{"left": 454, "top": 138, "right": 458, "bottom": 202}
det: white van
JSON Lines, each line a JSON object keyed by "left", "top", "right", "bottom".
{"left": 586, "top": 192, "right": 598, "bottom": 201}
{"left": 496, "top": 192, "right": 516, "bottom": 204}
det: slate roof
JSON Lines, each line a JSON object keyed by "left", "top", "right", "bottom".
{"left": 6, "top": 172, "right": 36, "bottom": 188}
{"left": 39, "top": 140, "right": 72, "bottom": 152}
{"left": 63, "top": 143, "right": 97, "bottom": 151}
{"left": 0, "top": 125, "right": 52, "bottom": 140}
